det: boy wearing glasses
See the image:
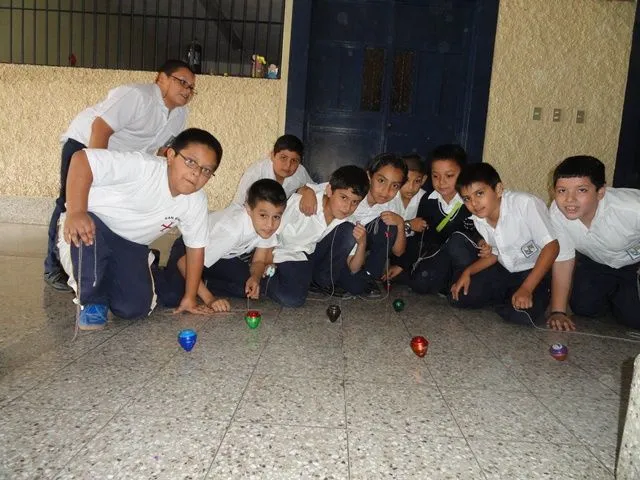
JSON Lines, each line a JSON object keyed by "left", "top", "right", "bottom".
{"left": 45, "top": 59, "right": 197, "bottom": 292}
{"left": 57, "top": 128, "right": 221, "bottom": 330}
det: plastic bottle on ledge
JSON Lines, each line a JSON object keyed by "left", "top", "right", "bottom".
{"left": 186, "top": 39, "right": 202, "bottom": 74}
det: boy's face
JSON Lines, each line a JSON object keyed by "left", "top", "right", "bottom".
{"left": 246, "top": 200, "right": 285, "bottom": 239}
{"left": 554, "top": 176, "right": 604, "bottom": 222}
{"left": 368, "top": 165, "right": 405, "bottom": 204}
{"left": 271, "top": 149, "right": 301, "bottom": 181}
{"left": 459, "top": 181, "right": 503, "bottom": 222}
{"left": 157, "top": 67, "right": 196, "bottom": 109}
{"left": 325, "top": 186, "right": 363, "bottom": 219}
{"left": 166, "top": 143, "right": 218, "bottom": 196}
{"left": 431, "top": 159, "right": 461, "bottom": 200}
{"left": 400, "top": 170, "right": 427, "bottom": 201}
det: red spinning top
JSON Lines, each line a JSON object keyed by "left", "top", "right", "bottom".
{"left": 410, "top": 336, "right": 429, "bottom": 357}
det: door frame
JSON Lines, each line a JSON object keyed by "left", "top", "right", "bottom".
{"left": 613, "top": 1, "right": 640, "bottom": 188}
{"left": 285, "top": 0, "right": 500, "bottom": 163}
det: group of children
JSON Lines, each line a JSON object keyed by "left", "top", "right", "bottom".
{"left": 47, "top": 60, "right": 640, "bottom": 333}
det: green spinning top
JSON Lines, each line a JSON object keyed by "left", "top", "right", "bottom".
{"left": 392, "top": 298, "right": 405, "bottom": 312}
{"left": 245, "top": 310, "right": 262, "bottom": 329}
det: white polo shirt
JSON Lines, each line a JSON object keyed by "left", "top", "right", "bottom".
{"left": 428, "top": 190, "right": 464, "bottom": 215}
{"left": 273, "top": 191, "right": 350, "bottom": 263}
{"left": 62, "top": 84, "right": 187, "bottom": 153}
{"left": 204, "top": 204, "right": 279, "bottom": 268}
{"left": 232, "top": 157, "right": 313, "bottom": 205}
{"left": 391, "top": 189, "right": 426, "bottom": 221}
{"left": 84, "top": 149, "right": 208, "bottom": 248}
{"left": 472, "top": 190, "right": 557, "bottom": 273}
{"left": 550, "top": 187, "right": 640, "bottom": 268}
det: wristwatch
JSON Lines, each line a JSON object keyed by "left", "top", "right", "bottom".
{"left": 404, "top": 221, "right": 412, "bottom": 236}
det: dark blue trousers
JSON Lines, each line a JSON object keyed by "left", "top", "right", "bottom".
{"left": 45, "top": 139, "right": 86, "bottom": 274}
{"left": 449, "top": 263, "right": 551, "bottom": 326}
{"left": 70, "top": 213, "right": 155, "bottom": 319}
{"left": 264, "top": 222, "right": 356, "bottom": 307}
{"left": 338, "top": 218, "right": 397, "bottom": 295}
{"left": 409, "top": 232, "right": 478, "bottom": 294}
{"left": 570, "top": 253, "right": 640, "bottom": 329}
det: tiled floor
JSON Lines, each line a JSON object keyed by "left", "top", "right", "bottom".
{"left": 1, "top": 222, "right": 638, "bottom": 479}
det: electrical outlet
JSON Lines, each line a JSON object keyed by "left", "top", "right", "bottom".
{"left": 532, "top": 107, "right": 542, "bottom": 121}
{"left": 553, "top": 109, "right": 562, "bottom": 122}
{"left": 576, "top": 110, "right": 585, "bottom": 124}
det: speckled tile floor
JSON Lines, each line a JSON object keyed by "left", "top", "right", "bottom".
{"left": 1, "top": 222, "right": 638, "bottom": 479}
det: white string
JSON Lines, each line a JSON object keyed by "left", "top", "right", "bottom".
{"left": 72, "top": 235, "right": 98, "bottom": 341}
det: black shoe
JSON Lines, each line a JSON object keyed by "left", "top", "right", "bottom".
{"left": 44, "top": 270, "right": 73, "bottom": 292}
{"left": 309, "top": 282, "right": 354, "bottom": 299}
{"left": 360, "top": 281, "right": 383, "bottom": 299}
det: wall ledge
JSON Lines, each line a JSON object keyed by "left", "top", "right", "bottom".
{"left": 0, "top": 197, "right": 55, "bottom": 225}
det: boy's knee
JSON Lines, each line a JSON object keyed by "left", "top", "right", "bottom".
{"left": 110, "top": 300, "right": 153, "bottom": 320}
{"left": 270, "top": 290, "right": 306, "bottom": 308}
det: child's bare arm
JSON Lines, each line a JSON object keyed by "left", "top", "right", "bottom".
{"left": 64, "top": 150, "right": 95, "bottom": 247}
{"left": 88, "top": 117, "right": 114, "bottom": 149}
{"left": 347, "top": 223, "right": 367, "bottom": 273}
{"left": 380, "top": 211, "right": 406, "bottom": 256}
{"left": 246, "top": 247, "right": 273, "bottom": 298}
{"left": 451, "top": 254, "right": 498, "bottom": 300}
{"left": 175, "top": 246, "right": 209, "bottom": 314}
{"left": 512, "top": 240, "right": 560, "bottom": 310}
{"left": 548, "top": 259, "right": 576, "bottom": 331}
{"left": 296, "top": 186, "right": 317, "bottom": 215}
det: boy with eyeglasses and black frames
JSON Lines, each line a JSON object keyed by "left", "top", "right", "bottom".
{"left": 56, "top": 128, "right": 221, "bottom": 330}
{"left": 45, "top": 59, "right": 197, "bottom": 292}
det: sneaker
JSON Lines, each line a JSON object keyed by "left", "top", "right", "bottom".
{"left": 359, "top": 281, "right": 383, "bottom": 299}
{"left": 309, "top": 282, "right": 355, "bottom": 299}
{"left": 78, "top": 304, "right": 108, "bottom": 331}
{"left": 44, "top": 270, "right": 73, "bottom": 292}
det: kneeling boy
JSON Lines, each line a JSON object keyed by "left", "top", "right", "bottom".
{"left": 450, "top": 163, "right": 560, "bottom": 325}
{"left": 156, "top": 179, "right": 286, "bottom": 310}
{"left": 58, "top": 128, "right": 222, "bottom": 330}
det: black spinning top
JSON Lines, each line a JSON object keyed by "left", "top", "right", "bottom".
{"left": 326, "top": 305, "right": 341, "bottom": 322}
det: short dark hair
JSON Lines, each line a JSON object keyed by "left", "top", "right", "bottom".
{"left": 553, "top": 155, "right": 606, "bottom": 190}
{"left": 273, "top": 134, "right": 304, "bottom": 158}
{"left": 158, "top": 59, "right": 194, "bottom": 76}
{"left": 456, "top": 162, "right": 502, "bottom": 192}
{"left": 367, "top": 153, "right": 409, "bottom": 185}
{"left": 171, "top": 128, "right": 223, "bottom": 164}
{"left": 430, "top": 144, "right": 467, "bottom": 169}
{"left": 401, "top": 153, "right": 427, "bottom": 175}
{"left": 329, "top": 165, "right": 370, "bottom": 199}
{"left": 246, "top": 179, "right": 287, "bottom": 209}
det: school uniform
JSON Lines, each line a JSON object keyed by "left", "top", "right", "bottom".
{"left": 550, "top": 187, "right": 640, "bottom": 328}
{"left": 451, "top": 190, "right": 557, "bottom": 325}
{"left": 404, "top": 191, "right": 481, "bottom": 294}
{"left": 57, "top": 149, "right": 208, "bottom": 319}
{"left": 232, "top": 157, "right": 313, "bottom": 205}
{"left": 46, "top": 83, "right": 188, "bottom": 277}
{"left": 264, "top": 191, "right": 356, "bottom": 307}
{"left": 156, "top": 204, "right": 279, "bottom": 306}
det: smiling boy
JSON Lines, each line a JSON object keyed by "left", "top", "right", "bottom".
{"left": 548, "top": 155, "right": 640, "bottom": 331}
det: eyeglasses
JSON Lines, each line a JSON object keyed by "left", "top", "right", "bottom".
{"left": 170, "top": 75, "right": 197, "bottom": 95}
{"left": 177, "top": 152, "right": 215, "bottom": 178}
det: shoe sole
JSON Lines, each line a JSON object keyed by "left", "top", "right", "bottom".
{"left": 78, "top": 323, "right": 106, "bottom": 331}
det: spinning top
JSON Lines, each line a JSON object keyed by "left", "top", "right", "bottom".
{"left": 549, "top": 343, "right": 568, "bottom": 361}
{"left": 326, "top": 305, "right": 341, "bottom": 323}
{"left": 392, "top": 298, "right": 405, "bottom": 312}
{"left": 177, "top": 329, "right": 197, "bottom": 352}
{"left": 410, "top": 336, "right": 429, "bottom": 357}
{"left": 245, "top": 310, "right": 262, "bottom": 329}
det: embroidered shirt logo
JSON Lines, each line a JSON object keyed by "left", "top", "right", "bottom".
{"left": 520, "top": 240, "right": 539, "bottom": 258}
{"left": 626, "top": 244, "right": 640, "bottom": 261}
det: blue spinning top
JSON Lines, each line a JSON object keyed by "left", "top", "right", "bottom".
{"left": 178, "top": 329, "right": 197, "bottom": 352}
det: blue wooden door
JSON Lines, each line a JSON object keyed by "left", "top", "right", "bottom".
{"left": 302, "top": 0, "right": 497, "bottom": 181}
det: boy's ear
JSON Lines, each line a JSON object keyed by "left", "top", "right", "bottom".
{"left": 495, "top": 182, "right": 504, "bottom": 197}
{"left": 596, "top": 184, "right": 606, "bottom": 200}
{"left": 324, "top": 184, "right": 333, "bottom": 197}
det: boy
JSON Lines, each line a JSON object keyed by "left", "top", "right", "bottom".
{"left": 156, "top": 179, "right": 287, "bottom": 310}
{"left": 450, "top": 163, "right": 560, "bottom": 325}
{"left": 232, "top": 134, "right": 312, "bottom": 205}
{"left": 58, "top": 128, "right": 221, "bottom": 330}
{"left": 46, "top": 59, "right": 196, "bottom": 291}
{"left": 264, "top": 165, "right": 370, "bottom": 307}
{"left": 300, "top": 153, "right": 408, "bottom": 296}
{"left": 548, "top": 155, "right": 640, "bottom": 331}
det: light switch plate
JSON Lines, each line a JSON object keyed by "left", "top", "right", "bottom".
{"left": 553, "top": 109, "right": 561, "bottom": 122}
{"left": 532, "top": 107, "right": 542, "bottom": 121}
{"left": 576, "top": 110, "right": 585, "bottom": 124}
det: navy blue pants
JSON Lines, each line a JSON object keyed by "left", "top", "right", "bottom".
{"left": 264, "top": 222, "right": 356, "bottom": 307}
{"left": 45, "top": 139, "right": 86, "bottom": 275}
{"left": 409, "top": 232, "right": 478, "bottom": 294}
{"left": 570, "top": 253, "right": 640, "bottom": 329}
{"left": 449, "top": 263, "right": 551, "bottom": 326}
{"left": 69, "top": 213, "right": 155, "bottom": 320}
{"left": 338, "top": 218, "right": 397, "bottom": 295}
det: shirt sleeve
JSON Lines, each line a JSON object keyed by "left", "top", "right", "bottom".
{"left": 298, "top": 165, "right": 315, "bottom": 185}
{"left": 85, "top": 149, "right": 147, "bottom": 186}
{"left": 232, "top": 165, "right": 259, "bottom": 205}
{"left": 96, "top": 86, "right": 145, "bottom": 132}
{"left": 549, "top": 201, "right": 576, "bottom": 261}
{"left": 179, "top": 192, "right": 209, "bottom": 249}
{"left": 523, "top": 195, "right": 556, "bottom": 249}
